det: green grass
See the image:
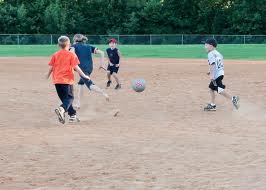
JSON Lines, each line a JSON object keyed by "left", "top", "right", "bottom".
{"left": 1, "top": 44, "right": 266, "bottom": 60}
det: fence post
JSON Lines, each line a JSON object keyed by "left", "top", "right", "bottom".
{"left": 150, "top": 34, "right": 152, "bottom": 45}
{"left": 181, "top": 34, "right": 184, "bottom": 45}
{"left": 50, "top": 34, "right": 53, "bottom": 45}
{"left": 243, "top": 35, "right": 246, "bottom": 44}
{"left": 17, "top": 35, "right": 20, "bottom": 45}
{"left": 117, "top": 35, "right": 120, "bottom": 44}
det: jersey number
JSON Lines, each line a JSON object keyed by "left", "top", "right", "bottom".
{"left": 216, "top": 59, "right": 223, "bottom": 69}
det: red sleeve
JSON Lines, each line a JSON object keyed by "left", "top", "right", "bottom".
{"left": 71, "top": 54, "right": 80, "bottom": 67}
{"left": 48, "top": 55, "right": 55, "bottom": 66}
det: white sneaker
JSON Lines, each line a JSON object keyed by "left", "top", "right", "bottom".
{"left": 55, "top": 106, "right": 65, "bottom": 124}
{"left": 69, "top": 115, "right": 80, "bottom": 123}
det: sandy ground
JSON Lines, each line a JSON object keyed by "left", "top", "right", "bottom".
{"left": 0, "top": 57, "right": 266, "bottom": 190}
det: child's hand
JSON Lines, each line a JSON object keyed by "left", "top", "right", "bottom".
{"left": 45, "top": 73, "right": 50, "bottom": 79}
{"left": 116, "top": 64, "right": 120, "bottom": 67}
{"left": 109, "top": 63, "right": 114, "bottom": 66}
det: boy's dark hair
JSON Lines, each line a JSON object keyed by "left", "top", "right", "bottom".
{"left": 205, "top": 38, "right": 218, "bottom": 47}
{"left": 58, "top": 36, "right": 70, "bottom": 48}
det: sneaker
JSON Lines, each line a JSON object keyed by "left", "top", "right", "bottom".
{"left": 204, "top": 103, "right": 217, "bottom": 111}
{"left": 115, "top": 84, "right": 121, "bottom": 90}
{"left": 55, "top": 106, "right": 65, "bottom": 124}
{"left": 69, "top": 115, "right": 80, "bottom": 123}
{"left": 232, "top": 96, "right": 240, "bottom": 110}
{"left": 106, "top": 80, "right": 112, "bottom": 88}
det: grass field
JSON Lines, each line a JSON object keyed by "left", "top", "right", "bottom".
{"left": 1, "top": 44, "right": 266, "bottom": 60}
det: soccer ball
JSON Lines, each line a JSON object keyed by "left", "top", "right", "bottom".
{"left": 131, "top": 79, "right": 146, "bottom": 92}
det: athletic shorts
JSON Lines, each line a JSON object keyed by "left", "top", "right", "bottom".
{"left": 107, "top": 65, "right": 119, "bottom": 75}
{"left": 209, "top": 75, "right": 226, "bottom": 93}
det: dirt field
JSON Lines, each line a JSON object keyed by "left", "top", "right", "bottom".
{"left": 0, "top": 57, "right": 266, "bottom": 190}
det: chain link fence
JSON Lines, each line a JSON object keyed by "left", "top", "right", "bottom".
{"left": 1, "top": 34, "right": 266, "bottom": 45}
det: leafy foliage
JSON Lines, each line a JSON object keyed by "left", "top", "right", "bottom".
{"left": 0, "top": 0, "right": 265, "bottom": 34}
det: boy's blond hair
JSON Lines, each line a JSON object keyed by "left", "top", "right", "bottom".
{"left": 58, "top": 36, "right": 70, "bottom": 48}
{"left": 73, "top": 34, "right": 88, "bottom": 43}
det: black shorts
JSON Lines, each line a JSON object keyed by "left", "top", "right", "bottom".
{"left": 107, "top": 65, "right": 119, "bottom": 75}
{"left": 209, "top": 75, "right": 226, "bottom": 92}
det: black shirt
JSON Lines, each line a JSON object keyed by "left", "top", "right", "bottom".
{"left": 106, "top": 48, "right": 120, "bottom": 65}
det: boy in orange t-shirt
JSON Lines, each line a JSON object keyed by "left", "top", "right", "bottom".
{"left": 46, "top": 36, "right": 90, "bottom": 124}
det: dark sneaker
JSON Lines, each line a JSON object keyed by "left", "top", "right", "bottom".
{"left": 106, "top": 80, "right": 112, "bottom": 88}
{"left": 232, "top": 96, "right": 240, "bottom": 110}
{"left": 115, "top": 84, "right": 121, "bottom": 90}
{"left": 55, "top": 106, "right": 65, "bottom": 124}
{"left": 204, "top": 104, "right": 217, "bottom": 111}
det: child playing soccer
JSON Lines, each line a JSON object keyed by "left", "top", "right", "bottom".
{"left": 204, "top": 38, "right": 240, "bottom": 111}
{"left": 46, "top": 36, "right": 90, "bottom": 124}
{"left": 71, "top": 34, "right": 109, "bottom": 109}
{"left": 106, "top": 38, "right": 122, "bottom": 89}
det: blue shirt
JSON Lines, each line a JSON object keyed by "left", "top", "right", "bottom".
{"left": 72, "top": 43, "right": 97, "bottom": 73}
{"left": 106, "top": 48, "right": 120, "bottom": 65}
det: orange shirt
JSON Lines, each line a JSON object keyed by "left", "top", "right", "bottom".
{"left": 48, "top": 49, "right": 80, "bottom": 84}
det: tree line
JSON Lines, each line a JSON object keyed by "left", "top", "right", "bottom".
{"left": 0, "top": 0, "right": 266, "bottom": 35}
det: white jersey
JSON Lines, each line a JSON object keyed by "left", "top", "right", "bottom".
{"left": 208, "top": 50, "right": 224, "bottom": 79}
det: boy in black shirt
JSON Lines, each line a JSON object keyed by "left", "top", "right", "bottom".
{"left": 106, "top": 38, "right": 122, "bottom": 89}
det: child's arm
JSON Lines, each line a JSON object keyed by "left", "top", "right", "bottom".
{"left": 107, "top": 57, "right": 114, "bottom": 66}
{"left": 209, "top": 64, "right": 216, "bottom": 80}
{"left": 74, "top": 65, "right": 91, "bottom": 80}
{"left": 46, "top": 66, "right": 53, "bottom": 79}
{"left": 95, "top": 49, "right": 105, "bottom": 70}
{"left": 116, "top": 50, "right": 122, "bottom": 67}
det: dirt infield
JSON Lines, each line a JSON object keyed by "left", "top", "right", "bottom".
{"left": 0, "top": 57, "right": 266, "bottom": 190}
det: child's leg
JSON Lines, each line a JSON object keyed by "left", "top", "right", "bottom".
{"left": 55, "top": 84, "right": 77, "bottom": 123}
{"left": 220, "top": 90, "right": 232, "bottom": 100}
{"left": 215, "top": 76, "right": 240, "bottom": 109}
{"left": 204, "top": 81, "right": 217, "bottom": 111}
{"left": 90, "top": 84, "right": 109, "bottom": 101}
{"left": 106, "top": 71, "right": 112, "bottom": 87}
{"left": 106, "top": 65, "right": 112, "bottom": 87}
{"left": 66, "top": 85, "right": 76, "bottom": 116}
{"left": 113, "top": 73, "right": 120, "bottom": 85}
{"left": 74, "top": 84, "right": 83, "bottom": 108}
{"left": 210, "top": 89, "right": 216, "bottom": 104}
{"left": 107, "top": 71, "right": 111, "bottom": 82}
{"left": 82, "top": 77, "right": 109, "bottom": 101}
{"left": 220, "top": 90, "right": 240, "bottom": 109}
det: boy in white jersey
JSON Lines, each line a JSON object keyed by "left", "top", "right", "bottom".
{"left": 204, "top": 38, "right": 240, "bottom": 111}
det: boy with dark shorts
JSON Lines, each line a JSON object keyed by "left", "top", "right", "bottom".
{"left": 106, "top": 38, "right": 122, "bottom": 89}
{"left": 46, "top": 36, "right": 90, "bottom": 124}
{"left": 204, "top": 38, "right": 240, "bottom": 111}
